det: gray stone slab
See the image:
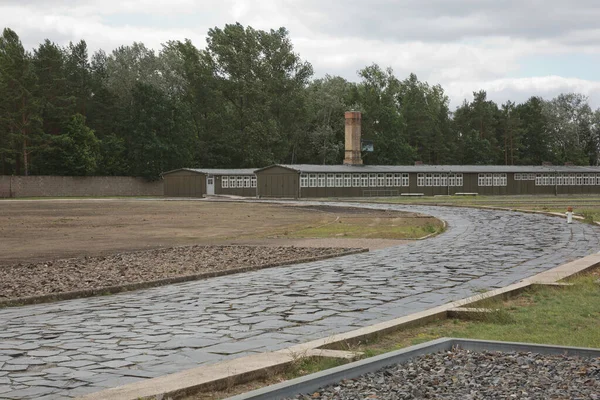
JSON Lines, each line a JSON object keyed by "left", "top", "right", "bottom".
{"left": 5, "top": 357, "right": 46, "bottom": 366}
{"left": 2, "top": 364, "right": 29, "bottom": 372}
{"left": 14, "top": 343, "right": 41, "bottom": 351}
{"left": 251, "top": 319, "right": 295, "bottom": 331}
{"left": 99, "top": 360, "right": 133, "bottom": 369}
{"left": 156, "top": 337, "right": 219, "bottom": 350}
{"left": 92, "top": 375, "right": 144, "bottom": 388}
{"left": 41, "top": 367, "right": 74, "bottom": 375}
{"left": 285, "top": 314, "right": 325, "bottom": 323}
{"left": 0, "top": 385, "right": 57, "bottom": 398}
{"left": 27, "top": 350, "right": 63, "bottom": 358}
{"left": 202, "top": 341, "right": 266, "bottom": 355}
{"left": 58, "top": 360, "right": 97, "bottom": 368}
{"left": 24, "top": 379, "right": 72, "bottom": 388}
{"left": 118, "top": 369, "right": 159, "bottom": 378}
{"left": 0, "top": 350, "right": 24, "bottom": 357}
{"left": 124, "top": 354, "right": 156, "bottom": 363}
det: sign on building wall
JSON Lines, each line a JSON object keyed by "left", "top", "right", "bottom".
{"left": 361, "top": 139, "right": 374, "bottom": 152}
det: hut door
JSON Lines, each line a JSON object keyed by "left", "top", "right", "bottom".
{"left": 206, "top": 176, "right": 215, "bottom": 195}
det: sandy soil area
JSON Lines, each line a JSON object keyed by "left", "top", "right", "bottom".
{"left": 0, "top": 200, "right": 422, "bottom": 265}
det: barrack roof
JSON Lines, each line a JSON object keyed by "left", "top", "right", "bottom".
{"left": 259, "top": 164, "right": 600, "bottom": 174}
{"left": 162, "top": 168, "right": 256, "bottom": 176}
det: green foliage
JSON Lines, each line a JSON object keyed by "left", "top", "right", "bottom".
{"left": 1, "top": 25, "right": 599, "bottom": 178}
{"left": 125, "top": 82, "right": 196, "bottom": 179}
{"left": 96, "top": 133, "right": 127, "bottom": 176}
{"left": 354, "top": 65, "right": 416, "bottom": 165}
{"left": 35, "top": 114, "right": 100, "bottom": 175}
{"left": 516, "top": 97, "right": 549, "bottom": 165}
{"left": 286, "top": 357, "right": 347, "bottom": 379}
{"left": 304, "top": 75, "right": 352, "bottom": 164}
{"left": 542, "top": 93, "right": 594, "bottom": 165}
{"left": 204, "top": 23, "right": 313, "bottom": 166}
{"left": 0, "top": 27, "right": 43, "bottom": 176}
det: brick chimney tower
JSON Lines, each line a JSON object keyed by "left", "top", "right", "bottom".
{"left": 344, "top": 111, "right": 363, "bottom": 165}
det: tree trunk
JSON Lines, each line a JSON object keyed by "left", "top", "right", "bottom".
{"left": 323, "top": 108, "right": 332, "bottom": 164}
{"left": 15, "top": 152, "right": 21, "bottom": 176}
{"left": 480, "top": 118, "right": 484, "bottom": 139}
{"left": 504, "top": 127, "right": 508, "bottom": 165}
{"left": 23, "top": 139, "right": 28, "bottom": 176}
{"left": 291, "top": 144, "right": 296, "bottom": 164}
{"left": 510, "top": 130, "right": 514, "bottom": 165}
{"left": 22, "top": 97, "right": 29, "bottom": 176}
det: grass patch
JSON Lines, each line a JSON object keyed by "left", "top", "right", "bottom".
{"left": 182, "top": 357, "right": 348, "bottom": 400}
{"left": 286, "top": 216, "right": 444, "bottom": 240}
{"left": 353, "top": 275, "right": 600, "bottom": 356}
{"left": 285, "top": 357, "right": 348, "bottom": 379}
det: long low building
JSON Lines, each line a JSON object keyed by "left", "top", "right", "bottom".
{"left": 163, "top": 164, "right": 600, "bottom": 198}
{"left": 255, "top": 164, "right": 600, "bottom": 198}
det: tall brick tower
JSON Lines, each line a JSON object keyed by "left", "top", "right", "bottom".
{"left": 343, "top": 111, "right": 363, "bottom": 165}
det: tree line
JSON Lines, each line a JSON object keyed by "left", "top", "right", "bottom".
{"left": 1, "top": 24, "right": 599, "bottom": 180}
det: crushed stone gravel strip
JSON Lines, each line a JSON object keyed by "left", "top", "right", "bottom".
{"left": 294, "top": 348, "right": 600, "bottom": 400}
{"left": 0, "top": 245, "right": 366, "bottom": 306}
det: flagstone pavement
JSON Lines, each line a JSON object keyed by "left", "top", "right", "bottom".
{"left": 1, "top": 201, "right": 599, "bottom": 399}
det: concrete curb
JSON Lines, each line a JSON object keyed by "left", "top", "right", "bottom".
{"left": 79, "top": 253, "right": 600, "bottom": 400}
{"left": 0, "top": 248, "right": 368, "bottom": 308}
{"left": 226, "top": 338, "right": 600, "bottom": 400}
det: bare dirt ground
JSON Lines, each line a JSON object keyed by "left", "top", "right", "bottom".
{"left": 0, "top": 200, "right": 432, "bottom": 265}
{"left": 0, "top": 199, "right": 439, "bottom": 302}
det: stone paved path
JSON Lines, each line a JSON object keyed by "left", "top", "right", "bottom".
{"left": 1, "top": 202, "right": 599, "bottom": 399}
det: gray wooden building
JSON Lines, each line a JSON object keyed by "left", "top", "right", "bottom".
{"left": 162, "top": 169, "right": 206, "bottom": 197}
{"left": 162, "top": 168, "right": 256, "bottom": 197}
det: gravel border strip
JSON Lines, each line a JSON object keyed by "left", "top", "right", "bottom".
{"left": 226, "top": 338, "right": 600, "bottom": 400}
{"left": 0, "top": 248, "right": 368, "bottom": 308}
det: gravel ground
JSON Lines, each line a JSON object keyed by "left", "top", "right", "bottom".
{"left": 0, "top": 245, "right": 357, "bottom": 300}
{"left": 296, "top": 349, "right": 600, "bottom": 400}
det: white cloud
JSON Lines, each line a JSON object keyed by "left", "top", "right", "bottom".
{"left": 1, "top": 0, "right": 600, "bottom": 108}
{"left": 446, "top": 76, "right": 600, "bottom": 108}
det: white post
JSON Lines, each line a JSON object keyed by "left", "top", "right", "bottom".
{"left": 566, "top": 207, "right": 573, "bottom": 224}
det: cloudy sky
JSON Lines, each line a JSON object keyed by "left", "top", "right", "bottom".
{"left": 2, "top": 0, "right": 600, "bottom": 109}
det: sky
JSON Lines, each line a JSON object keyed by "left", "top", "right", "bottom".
{"left": 2, "top": 0, "right": 600, "bottom": 109}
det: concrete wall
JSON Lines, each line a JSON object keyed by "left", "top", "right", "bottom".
{"left": 0, "top": 176, "right": 164, "bottom": 198}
